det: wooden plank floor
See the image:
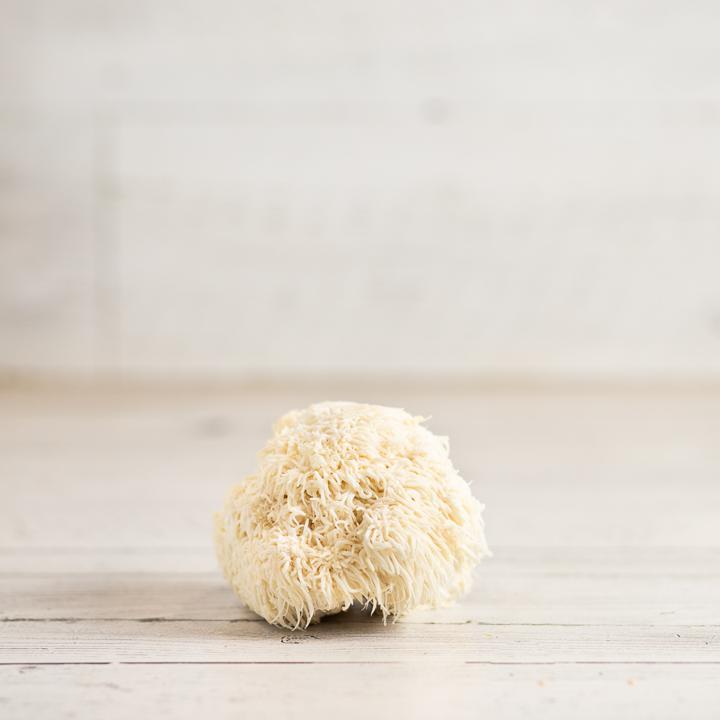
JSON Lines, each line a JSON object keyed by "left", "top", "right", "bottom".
{"left": 2, "top": 383, "right": 719, "bottom": 718}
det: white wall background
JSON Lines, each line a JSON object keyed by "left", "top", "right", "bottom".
{"left": 2, "top": 0, "right": 720, "bottom": 378}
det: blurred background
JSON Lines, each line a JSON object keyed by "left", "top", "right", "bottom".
{"left": 3, "top": 15, "right": 720, "bottom": 715}
{"left": 3, "top": 0, "right": 720, "bottom": 384}
{"left": 3, "top": 7, "right": 720, "bottom": 717}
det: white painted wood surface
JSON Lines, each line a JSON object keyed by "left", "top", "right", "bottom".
{"left": 3, "top": 1, "right": 720, "bottom": 376}
{"left": 1, "top": 385, "right": 719, "bottom": 717}
{"left": 4, "top": 664, "right": 719, "bottom": 720}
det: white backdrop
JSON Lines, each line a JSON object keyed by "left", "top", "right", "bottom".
{"left": 2, "top": 1, "right": 720, "bottom": 377}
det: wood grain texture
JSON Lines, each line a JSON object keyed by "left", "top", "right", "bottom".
{"left": 3, "top": 620, "right": 720, "bottom": 664}
{"left": 1, "top": 386, "right": 719, "bottom": 717}
{"left": 3, "top": 664, "right": 719, "bottom": 720}
{"left": 3, "top": 548, "right": 720, "bottom": 625}
{"left": 2, "top": 385, "right": 719, "bottom": 548}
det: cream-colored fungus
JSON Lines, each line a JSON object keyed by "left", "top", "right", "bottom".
{"left": 215, "top": 401, "right": 489, "bottom": 629}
